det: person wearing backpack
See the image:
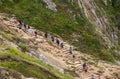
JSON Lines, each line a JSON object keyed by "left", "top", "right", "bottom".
{"left": 83, "top": 63, "right": 86, "bottom": 71}
{"left": 45, "top": 32, "right": 48, "bottom": 38}
{"left": 28, "top": 25, "right": 30, "bottom": 29}
{"left": 84, "top": 65, "right": 88, "bottom": 72}
{"left": 19, "top": 20, "right": 22, "bottom": 25}
{"left": 34, "top": 31, "right": 38, "bottom": 38}
{"left": 45, "top": 32, "right": 50, "bottom": 39}
{"left": 72, "top": 54, "right": 75, "bottom": 62}
{"left": 51, "top": 35, "right": 55, "bottom": 42}
{"left": 60, "top": 42, "right": 64, "bottom": 48}
{"left": 56, "top": 38, "right": 60, "bottom": 46}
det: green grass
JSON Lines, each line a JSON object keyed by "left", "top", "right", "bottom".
{"left": 18, "top": 44, "right": 29, "bottom": 52}
{"left": 0, "top": 31, "right": 13, "bottom": 41}
{"left": 0, "top": 47, "right": 73, "bottom": 79}
{"left": 0, "top": 61, "right": 56, "bottom": 79}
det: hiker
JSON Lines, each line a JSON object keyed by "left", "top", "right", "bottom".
{"left": 83, "top": 63, "right": 87, "bottom": 71}
{"left": 19, "top": 25, "right": 22, "bottom": 33}
{"left": 91, "top": 75, "right": 95, "bottom": 79}
{"left": 51, "top": 35, "right": 54, "bottom": 42}
{"left": 19, "top": 20, "right": 22, "bottom": 25}
{"left": 28, "top": 28, "right": 33, "bottom": 36}
{"left": 27, "top": 25, "right": 30, "bottom": 29}
{"left": 69, "top": 46, "right": 72, "bottom": 54}
{"left": 18, "top": 22, "right": 22, "bottom": 33}
{"left": 24, "top": 24, "right": 27, "bottom": 31}
{"left": 72, "top": 54, "right": 75, "bottom": 62}
{"left": 56, "top": 38, "right": 60, "bottom": 46}
{"left": 84, "top": 65, "right": 88, "bottom": 72}
{"left": 19, "top": 24, "right": 22, "bottom": 29}
{"left": 45, "top": 32, "right": 48, "bottom": 38}
{"left": 47, "top": 32, "right": 50, "bottom": 39}
{"left": 18, "top": 20, "right": 22, "bottom": 28}
{"left": 34, "top": 31, "right": 38, "bottom": 38}
{"left": 72, "top": 54, "right": 75, "bottom": 59}
{"left": 60, "top": 42, "right": 64, "bottom": 48}
{"left": 45, "top": 32, "right": 50, "bottom": 39}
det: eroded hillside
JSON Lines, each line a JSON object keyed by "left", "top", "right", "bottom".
{"left": 0, "top": 0, "right": 120, "bottom": 79}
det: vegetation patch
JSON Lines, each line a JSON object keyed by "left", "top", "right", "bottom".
{"left": 0, "top": 47, "right": 73, "bottom": 79}
{"left": 18, "top": 44, "right": 29, "bottom": 52}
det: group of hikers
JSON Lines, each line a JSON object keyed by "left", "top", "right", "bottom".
{"left": 16, "top": 20, "right": 75, "bottom": 58}
{"left": 16, "top": 20, "right": 38, "bottom": 38}
{"left": 44, "top": 32, "right": 76, "bottom": 60}
{"left": 15, "top": 20, "right": 101, "bottom": 79}
{"left": 44, "top": 32, "right": 64, "bottom": 48}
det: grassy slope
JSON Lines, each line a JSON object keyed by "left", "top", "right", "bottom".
{"left": 0, "top": 0, "right": 119, "bottom": 62}
{"left": 95, "top": 0, "right": 120, "bottom": 61}
{"left": 0, "top": 47, "right": 73, "bottom": 79}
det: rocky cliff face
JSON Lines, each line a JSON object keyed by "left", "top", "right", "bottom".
{"left": 70, "top": 0, "right": 118, "bottom": 48}
{"left": 43, "top": 0, "right": 57, "bottom": 11}
{"left": 0, "top": 67, "right": 25, "bottom": 79}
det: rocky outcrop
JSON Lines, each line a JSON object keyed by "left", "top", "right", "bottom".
{"left": 43, "top": 0, "right": 57, "bottom": 12}
{"left": 77, "top": 0, "right": 118, "bottom": 48}
{"left": 102, "top": 0, "right": 112, "bottom": 6}
{"left": 0, "top": 67, "right": 25, "bottom": 79}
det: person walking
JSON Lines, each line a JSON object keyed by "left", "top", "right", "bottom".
{"left": 28, "top": 28, "right": 33, "bottom": 36}
{"left": 56, "top": 38, "right": 60, "bottom": 46}
{"left": 72, "top": 54, "right": 75, "bottom": 62}
{"left": 69, "top": 46, "right": 72, "bottom": 54}
{"left": 84, "top": 65, "right": 88, "bottom": 72}
{"left": 45, "top": 32, "right": 50, "bottom": 39}
{"left": 83, "top": 63, "right": 87, "bottom": 72}
{"left": 47, "top": 32, "right": 50, "bottom": 38}
{"left": 24, "top": 24, "right": 27, "bottom": 32}
{"left": 19, "top": 20, "right": 22, "bottom": 25}
{"left": 28, "top": 25, "right": 30, "bottom": 29}
{"left": 18, "top": 20, "right": 22, "bottom": 30}
{"left": 51, "top": 35, "right": 54, "bottom": 42}
{"left": 34, "top": 31, "right": 38, "bottom": 38}
{"left": 91, "top": 75, "right": 95, "bottom": 79}
{"left": 60, "top": 42, "right": 64, "bottom": 48}
{"left": 45, "top": 32, "right": 48, "bottom": 38}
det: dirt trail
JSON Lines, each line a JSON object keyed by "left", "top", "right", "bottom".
{"left": 0, "top": 13, "right": 120, "bottom": 79}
